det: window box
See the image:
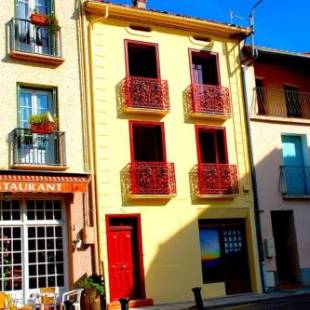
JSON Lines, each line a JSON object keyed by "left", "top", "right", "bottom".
{"left": 30, "top": 13, "right": 49, "bottom": 26}
{"left": 30, "top": 122, "right": 56, "bottom": 134}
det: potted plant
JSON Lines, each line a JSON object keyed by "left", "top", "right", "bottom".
{"left": 29, "top": 112, "right": 57, "bottom": 134}
{"left": 48, "top": 14, "right": 60, "bottom": 34}
{"left": 77, "top": 275, "right": 105, "bottom": 310}
{"left": 30, "top": 9, "right": 49, "bottom": 26}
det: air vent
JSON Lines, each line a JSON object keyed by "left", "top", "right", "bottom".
{"left": 129, "top": 25, "right": 151, "bottom": 32}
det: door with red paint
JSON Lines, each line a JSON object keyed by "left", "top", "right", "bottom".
{"left": 108, "top": 226, "right": 137, "bottom": 301}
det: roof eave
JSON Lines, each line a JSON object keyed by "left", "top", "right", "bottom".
{"left": 85, "top": 1, "right": 251, "bottom": 39}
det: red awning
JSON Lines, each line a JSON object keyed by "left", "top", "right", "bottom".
{"left": 0, "top": 174, "right": 90, "bottom": 193}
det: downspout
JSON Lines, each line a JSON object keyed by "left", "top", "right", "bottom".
{"left": 239, "top": 48, "right": 266, "bottom": 292}
{"left": 76, "top": 0, "right": 109, "bottom": 276}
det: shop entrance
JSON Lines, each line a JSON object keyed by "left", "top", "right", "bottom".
{"left": 199, "top": 219, "right": 251, "bottom": 294}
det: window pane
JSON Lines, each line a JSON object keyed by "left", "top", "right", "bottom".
{"left": 0, "top": 227, "right": 22, "bottom": 291}
{"left": 27, "top": 224, "right": 65, "bottom": 289}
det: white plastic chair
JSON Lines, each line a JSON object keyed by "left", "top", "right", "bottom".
{"left": 61, "top": 289, "right": 83, "bottom": 310}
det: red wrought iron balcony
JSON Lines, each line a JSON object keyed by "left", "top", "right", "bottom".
{"left": 190, "top": 84, "right": 231, "bottom": 118}
{"left": 253, "top": 87, "right": 310, "bottom": 120}
{"left": 129, "top": 161, "right": 176, "bottom": 198}
{"left": 196, "top": 163, "right": 239, "bottom": 197}
{"left": 122, "top": 76, "right": 170, "bottom": 114}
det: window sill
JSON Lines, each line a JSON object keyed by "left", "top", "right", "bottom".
{"left": 129, "top": 193, "right": 176, "bottom": 199}
{"left": 124, "top": 106, "right": 169, "bottom": 115}
{"left": 190, "top": 112, "right": 231, "bottom": 120}
{"left": 10, "top": 50, "right": 64, "bottom": 67}
{"left": 196, "top": 193, "right": 237, "bottom": 199}
{"left": 11, "top": 164, "right": 68, "bottom": 171}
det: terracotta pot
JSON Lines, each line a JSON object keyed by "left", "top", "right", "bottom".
{"left": 82, "top": 288, "right": 103, "bottom": 310}
{"left": 30, "top": 13, "right": 49, "bottom": 26}
{"left": 31, "top": 121, "right": 56, "bottom": 134}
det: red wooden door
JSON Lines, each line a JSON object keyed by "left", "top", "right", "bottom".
{"left": 107, "top": 226, "right": 136, "bottom": 301}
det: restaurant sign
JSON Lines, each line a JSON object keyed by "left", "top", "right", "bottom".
{"left": 0, "top": 176, "right": 89, "bottom": 193}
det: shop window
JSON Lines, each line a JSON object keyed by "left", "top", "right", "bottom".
{"left": 126, "top": 41, "right": 159, "bottom": 78}
{"left": 130, "top": 122, "right": 166, "bottom": 162}
{"left": 196, "top": 127, "right": 228, "bottom": 164}
{"left": 0, "top": 199, "right": 66, "bottom": 302}
{"left": 191, "top": 51, "right": 219, "bottom": 85}
{"left": 198, "top": 219, "right": 251, "bottom": 294}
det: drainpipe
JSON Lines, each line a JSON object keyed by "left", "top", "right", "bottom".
{"left": 240, "top": 50, "right": 266, "bottom": 293}
{"left": 76, "top": 0, "right": 103, "bottom": 276}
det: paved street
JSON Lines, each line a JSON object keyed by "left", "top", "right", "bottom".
{"left": 214, "top": 294, "right": 310, "bottom": 310}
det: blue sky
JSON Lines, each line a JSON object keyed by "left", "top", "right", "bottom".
{"left": 111, "top": 0, "right": 309, "bottom": 53}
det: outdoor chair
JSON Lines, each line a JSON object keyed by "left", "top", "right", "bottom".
{"left": 61, "top": 289, "right": 83, "bottom": 310}
{"left": 30, "top": 288, "right": 57, "bottom": 310}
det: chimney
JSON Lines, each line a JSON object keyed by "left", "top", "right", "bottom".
{"left": 134, "top": 0, "right": 147, "bottom": 9}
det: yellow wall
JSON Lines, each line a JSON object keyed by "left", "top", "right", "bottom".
{"left": 87, "top": 13, "right": 262, "bottom": 304}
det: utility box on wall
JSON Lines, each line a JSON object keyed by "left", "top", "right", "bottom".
{"left": 83, "top": 226, "right": 95, "bottom": 245}
{"left": 264, "top": 238, "right": 275, "bottom": 258}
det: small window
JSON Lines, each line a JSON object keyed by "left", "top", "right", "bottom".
{"left": 131, "top": 122, "right": 166, "bottom": 162}
{"left": 191, "top": 51, "right": 219, "bottom": 85}
{"left": 197, "top": 127, "right": 228, "bottom": 164}
{"left": 126, "top": 41, "right": 159, "bottom": 78}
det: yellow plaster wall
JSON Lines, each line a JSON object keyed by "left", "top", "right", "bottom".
{"left": 0, "top": 1, "right": 85, "bottom": 172}
{"left": 88, "top": 16, "right": 262, "bottom": 303}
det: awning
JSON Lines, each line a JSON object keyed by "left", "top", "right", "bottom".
{"left": 0, "top": 173, "right": 90, "bottom": 193}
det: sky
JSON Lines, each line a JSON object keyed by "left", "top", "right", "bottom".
{"left": 110, "top": 0, "right": 310, "bottom": 53}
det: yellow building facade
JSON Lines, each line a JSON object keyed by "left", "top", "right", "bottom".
{"left": 0, "top": 0, "right": 96, "bottom": 304}
{"left": 82, "top": 0, "right": 262, "bottom": 306}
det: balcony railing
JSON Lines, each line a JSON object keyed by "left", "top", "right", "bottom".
{"left": 9, "top": 18, "right": 63, "bottom": 64}
{"left": 196, "top": 164, "right": 239, "bottom": 196}
{"left": 280, "top": 166, "right": 310, "bottom": 197}
{"left": 253, "top": 87, "right": 310, "bottom": 119}
{"left": 129, "top": 161, "right": 176, "bottom": 197}
{"left": 122, "top": 76, "right": 170, "bottom": 112}
{"left": 10, "top": 128, "right": 66, "bottom": 169}
{"left": 190, "top": 84, "right": 231, "bottom": 118}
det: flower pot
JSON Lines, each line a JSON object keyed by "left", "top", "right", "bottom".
{"left": 30, "top": 13, "right": 49, "bottom": 26}
{"left": 31, "top": 121, "right": 56, "bottom": 134}
{"left": 82, "top": 288, "right": 102, "bottom": 310}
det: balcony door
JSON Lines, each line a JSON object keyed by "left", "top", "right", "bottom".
{"left": 131, "top": 122, "right": 166, "bottom": 163}
{"left": 190, "top": 51, "right": 219, "bottom": 85}
{"left": 196, "top": 127, "right": 227, "bottom": 165}
{"left": 281, "top": 135, "right": 308, "bottom": 196}
{"left": 126, "top": 41, "right": 159, "bottom": 79}
{"left": 15, "top": 0, "right": 53, "bottom": 55}
{"left": 284, "top": 85, "right": 301, "bottom": 118}
{"left": 18, "top": 87, "right": 56, "bottom": 165}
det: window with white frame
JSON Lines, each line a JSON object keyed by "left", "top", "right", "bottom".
{"left": 0, "top": 199, "right": 67, "bottom": 302}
